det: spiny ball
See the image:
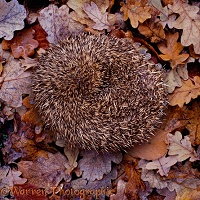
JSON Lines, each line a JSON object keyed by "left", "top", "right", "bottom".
{"left": 32, "top": 33, "right": 167, "bottom": 152}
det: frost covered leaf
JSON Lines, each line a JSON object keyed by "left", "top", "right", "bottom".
{"left": 158, "top": 32, "right": 189, "bottom": 69}
{"left": 165, "top": 66, "right": 188, "bottom": 93}
{"left": 146, "top": 154, "right": 178, "bottom": 176}
{"left": 18, "top": 152, "right": 71, "bottom": 193}
{"left": 38, "top": 4, "right": 84, "bottom": 44}
{"left": 0, "top": 52, "right": 32, "bottom": 107}
{"left": 83, "top": 2, "right": 111, "bottom": 31}
{"left": 0, "top": 166, "right": 27, "bottom": 190}
{"left": 78, "top": 150, "right": 122, "bottom": 181}
{"left": 0, "top": 0, "right": 26, "bottom": 40}
{"left": 166, "top": 131, "right": 198, "bottom": 162}
{"left": 138, "top": 20, "right": 165, "bottom": 43}
{"left": 71, "top": 166, "right": 117, "bottom": 191}
{"left": 110, "top": 180, "right": 127, "bottom": 200}
{"left": 168, "top": 76, "right": 200, "bottom": 107}
{"left": 120, "top": 0, "right": 151, "bottom": 28}
{"left": 168, "top": 0, "right": 200, "bottom": 54}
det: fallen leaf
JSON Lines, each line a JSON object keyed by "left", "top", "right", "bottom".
{"left": 38, "top": 4, "right": 84, "bottom": 44}
{"left": 146, "top": 154, "right": 178, "bottom": 176}
{"left": 71, "top": 167, "right": 118, "bottom": 199}
{"left": 168, "top": 76, "right": 200, "bottom": 107}
{"left": 21, "top": 96, "right": 41, "bottom": 126}
{"left": 0, "top": 165, "right": 27, "bottom": 197}
{"left": 138, "top": 20, "right": 165, "bottom": 43}
{"left": 165, "top": 66, "right": 188, "bottom": 93}
{"left": 126, "top": 130, "right": 168, "bottom": 161}
{"left": 166, "top": 131, "right": 198, "bottom": 162}
{"left": 0, "top": 53, "right": 32, "bottom": 108}
{"left": 32, "top": 24, "right": 49, "bottom": 49}
{"left": 2, "top": 28, "right": 39, "bottom": 59}
{"left": 0, "top": 0, "right": 26, "bottom": 40}
{"left": 18, "top": 152, "right": 71, "bottom": 194}
{"left": 78, "top": 150, "right": 122, "bottom": 181}
{"left": 158, "top": 32, "right": 189, "bottom": 69}
{"left": 177, "top": 188, "right": 200, "bottom": 200}
{"left": 64, "top": 146, "right": 79, "bottom": 173}
{"left": 160, "top": 14, "right": 177, "bottom": 29}
{"left": 110, "top": 180, "right": 127, "bottom": 200}
{"left": 185, "top": 101, "right": 200, "bottom": 145}
{"left": 149, "top": 0, "right": 168, "bottom": 21}
{"left": 168, "top": 0, "right": 200, "bottom": 54}
{"left": 83, "top": 2, "right": 111, "bottom": 31}
{"left": 126, "top": 105, "right": 188, "bottom": 161}
{"left": 67, "top": 0, "right": 93, "bottom": 26}
{"left": 120, "top": 0, "right": 151, "bottom": 28}
{"left": 124, "top": 162, "right": 145, "bottom": 199}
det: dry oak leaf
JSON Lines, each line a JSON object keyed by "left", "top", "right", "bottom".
{"left": 0, "top": 0, "right": 26, "bottom": 40}
{"left": 120, "top": 0, "right": 151, "bottom": 28}
{"left": 146, "top": 154, "right": 178, "bottom": 176}
{"left": 2, "top": 28, "right": 39, "bottom": 59}
{"left": 0, "top": 54, "right": 32, "bottom": 108}
{"left": 67, "top": 0, "right": 93, "bottom": 26}
{"left": 0, "top": 166, "right": 27, "bottom": 190}
{"left": 21, "top": 96, "right": 41, "bottom": 126}
{"left": 138, "top": 20, "right": 165, "bottom": 43}
{"left": 166, "top": 131, "right": 198, "bottom": 162}
{"left": 83, "top": 2, "right": 112, "bottom": 31}
{"left": 168, "top": 0, "right": 200, "bottom": 54}
{"left": 168, "top": 76, "right": 200, "bottom": 107}
{"left": 185, "top": 101, "right": 200, "bottom": 145}
{"left": 158, "top": 32, "right": 189, "bottom": 69}
{"left": 18, "top": 152, "right": 71, "bottom": 194}
{"left": 38, "top": 4, "right": 84, "bottom": 44}
{"left": 110, "top": 179, "right": 128, "bottom": 200}
{"left": 165, "top": 65, "right": 188, "bottom": 93}
{"left": 124, "top": 163, "right": 145, "bottom": 200}
{"left": 78, "top": 150, "right": 122, "bottom": 181}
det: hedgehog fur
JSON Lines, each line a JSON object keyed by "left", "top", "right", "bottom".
{"left": 32, "top": 33, "right": 167, "bottom": 152}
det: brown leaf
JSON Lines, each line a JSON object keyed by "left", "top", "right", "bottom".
{"left": 78, "top": 150, "right": 122, "bottom": 181}
{"left": 126, "top": 105, "right": 188, "bottom": 160}
{"left": 158, "top": 32, "right": 189, "bottom": 69}
{"left": 38, "top": 4, "right": 84, "bottom": 44}
{"left": 168, "top": 0, "right": 200, "bottom": 54}
{"left": 0, "top": 165, "right": 27, "bottom": 197}
{"left": 124, "top": 162, "right": 145, "bottom": 199}
{"left": 168, "top": 76, "right": 200, "bottom": 107}
{"left": 166, "top": 131, "right": 198, "bottom": 162}
{"left": 185, "top": 101, "right": 200, "bottom": 145}
{"left": 110, "top": 180, "right": 127, "bottom": 200}
{"left": 2, "top": 28, "right": 39, "bottom": 59}
{"left": 0, "top": 53, "right": 32, "bottom": 108}
{"left": 32, "top": 24, "right": 49, "bottom": 50}
{"left": 21, "top": 96, "right": 42, "bottom": 126}
{"left": 18, "top": 152, "right": 71, "bottom": 194}
{"left": 83, "top": 2, "right": 111, "bottom": 31}
{"left": 146, "top": 154, "right": 178, "bottom": 176}
{"left": 138, "top": 20, "right": 165, "bottom": 43}
{"left": 120, "top": 0, "right": 151, "bottom": 28}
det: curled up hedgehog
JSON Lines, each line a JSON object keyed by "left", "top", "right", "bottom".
{"left": 32, "top": 33, "right": 167, "bottom": 152}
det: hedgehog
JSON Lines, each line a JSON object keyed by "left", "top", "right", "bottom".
{"left": 32, "top": 33, "right": 167, "bottom": 152}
